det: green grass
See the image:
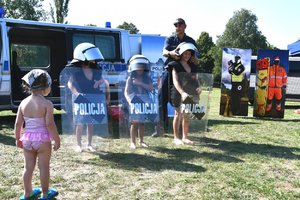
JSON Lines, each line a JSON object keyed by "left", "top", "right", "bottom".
{"left": 0, "top": 88, "right": 300, "bottom": 199}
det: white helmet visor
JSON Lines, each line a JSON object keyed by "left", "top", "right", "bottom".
{"left": 129, "top": 57, "right": 150, "bottom": 72}
{"left": 178, "top": 43, "right": 197, "bottom": 56}
{"left": 83, "top": 46, "right": 104, "bottom": 61}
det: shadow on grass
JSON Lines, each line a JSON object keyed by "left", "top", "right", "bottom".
{"left": 201, "top": 137, "right": 300, "bottom": 160}
{"left": 0, "top": 115, "right": 16, "bottom": 146}
{"left": 250, "top": 117, "right": 300, "bottom": 122}
{"left": 152, "top": 147, "right": 244, "bottom": 163}
{"left": 0, "top": 115, "right": 15, "bottom": 129}
{"left": 0, "top": 133, "right": 15, "bottom": 146}
{"left": 95, "top": 150, "right": 206, "bottom": 172}
{"left": 208, "top": 119, "right": 259, "bottom": 126}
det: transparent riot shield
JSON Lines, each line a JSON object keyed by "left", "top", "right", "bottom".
{"left": 167, "top": 72, "right": 213, "bottom": 135}
{"left": 60, "top": 66, "right": 110, "bottom": 152}
{"left": 118, "top": 70, "right": 160, "bottom": 148}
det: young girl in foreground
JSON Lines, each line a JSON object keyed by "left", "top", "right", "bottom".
{"left": 14, "top": 69, "right": 60, "bottom": 200}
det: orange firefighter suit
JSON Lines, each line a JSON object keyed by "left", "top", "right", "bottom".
{"left": 266, "top": 57, "right": 287, "bottom": 112}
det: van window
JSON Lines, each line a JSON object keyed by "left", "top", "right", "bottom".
{"left": 11, "top": 43, "right": 50, "bottom": 69}
{"left": 73, "top": 33, "right": 117, "bottom": 60}
{"left": 95, "top": 35, "right": 116, "bottom": 59}
{"left": 250, "top": 59, "right": 256, "bottom": 73}
{"left": 288, "top": 59, "right": 300, "bottom": 73}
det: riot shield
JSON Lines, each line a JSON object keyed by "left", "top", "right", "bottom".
{"left": 118, "top": 70, "right": 160, "bottom": 148}
{"left": 60, "top": 66, "right": 111, "bottom": 151}
{"left": 167, "top": 72, "right": 213, "bottom": 134}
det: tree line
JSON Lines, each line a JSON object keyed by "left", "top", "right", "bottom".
{"left": 0, "top": 1, "right": 276, "bottom": 83}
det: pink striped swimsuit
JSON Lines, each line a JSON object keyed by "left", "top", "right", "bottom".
{"left": 20, "top": 117, "right": 52, "bottom": 150}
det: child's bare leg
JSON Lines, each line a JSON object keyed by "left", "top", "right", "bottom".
{"left": 86, "top": 124, "right": 95, "bottom": 151}
{"left": 138, "top": 123, "right": 148, "bottom": 147}
{"left": 138, "top": 123, "right": 144, "bottom": 143}
{"left": 173, "top": 108, "right": 183, "bottom": 145}
{"left": 130, "top": 122, "right": 138, "bottom": 149}
{"left": 182, "top": 115, "right": 193, "bottom": 144}
{"left": 87, "top": 124, "right": 94, "bottom": 146}
{"left": 173, "top": 108, "right": 181, "bottom": 140}
{"left": 37, "top": 142, "right": 52, "bottom": 197}
{"left": 75, "top": 125, "right": 83, "bottom": 147}
{"left": 23, "top": 149, "right": 37, "bottom": 197}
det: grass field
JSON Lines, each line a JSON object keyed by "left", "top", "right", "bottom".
{"left": 0, "top": 88, "right": 300, "bottom": 200}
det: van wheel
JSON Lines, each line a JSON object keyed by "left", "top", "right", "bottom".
{"left": 12, "top": 108, "right": 18, "bottom": 113}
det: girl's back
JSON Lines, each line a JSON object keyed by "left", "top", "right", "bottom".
{"left": 21, "top": 95, "right": 49, "bottom": 118}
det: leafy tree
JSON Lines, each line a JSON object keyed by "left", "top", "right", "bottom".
{"left": 213, "top": 8, "right": 273, "bottom": 83}
{"left": 0, "top": 0, "right": 46, "bottom": 21}
{"left": 117, "top": 22, "right": 139, "bottom": 34}
{"left": 196, "top": 32, "right": 215, "bottom": 73}
{"left": 49, "top": 0, "right": 70, "bottom": 23}
{"left": 217, "top": 8, "right": 270, "bottom": 53}
{"left": 211, "top": 45, "right": 223, "bottom": 83}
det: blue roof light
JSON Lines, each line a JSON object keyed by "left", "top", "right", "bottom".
{"left": 0, "top": 7, "right": 5, "bottom": 18}
{"left": 105, "top": 22, "right": 111, "bottom": 28}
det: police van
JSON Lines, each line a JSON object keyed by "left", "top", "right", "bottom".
{"left": 0, "top": 17, "right": 166, "bottom": 111}
{"left": 249, "top": 56, "right": 300, "bottom": 103}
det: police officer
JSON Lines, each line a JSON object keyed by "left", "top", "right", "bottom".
{"left": 155, "top": 18, "right": 198, "bottom": 136}
{"left": 229, "top": 55, "right": 245, "bottom": 115}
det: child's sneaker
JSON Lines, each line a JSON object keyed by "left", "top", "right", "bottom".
{"left": 20, "top": 187, "right": 42, "bottom": 200}
{"left": 39, "top": 188, "right": 58, "bottom": 200}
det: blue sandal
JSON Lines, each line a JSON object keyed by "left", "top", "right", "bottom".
{"left": 20, "top": 187, "right": 42, "bottom": 200}
{"left": 38, "top": 188, "right": 58, "bottom": 200}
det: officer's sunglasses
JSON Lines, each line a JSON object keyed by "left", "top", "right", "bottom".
{"left": 174, "top": 22, "right": 184, "bottom": 27}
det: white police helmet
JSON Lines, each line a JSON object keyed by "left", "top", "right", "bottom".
{"left": 177, "top": 42, "right": 198, "bottom": 56}
{"left": 71, "top": 42, "right": 104, "bottom": 64}
{"left": 128, "top": 54, "right": 150, "bottom": 72}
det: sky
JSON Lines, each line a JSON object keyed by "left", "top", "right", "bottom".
{"left": 45, "top": 0, "right": 300, "bottom": 49}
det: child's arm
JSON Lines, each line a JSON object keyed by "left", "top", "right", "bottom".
{"left": 195, "top": 74, "right": 202, "bottom": 95}
{"left": 133, "top": 79, "right": 153, "bottom": 91}
{"left": 103, "top": 79, "right": 111, "bottom": 105}
{"left": 45, "top": 101, "right": 61, "bottom": 151}
{"left": 172, "top": 69, "right": 189, "bottom": 100}
{"left": 124, "top": 78, "right": 131, "bottom": 103}
{"left": 14, "top": 104, "right": 24, "bottom": 148}
{"left": 67, "top": 78, "right": 81, "bottom": 96}
{"left": 95, "top": 78, "right": 111, "bottom": 105}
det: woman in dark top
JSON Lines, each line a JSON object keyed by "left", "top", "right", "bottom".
{"left": 167, "top": 42, "right": 201, "bottom": 145}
